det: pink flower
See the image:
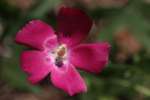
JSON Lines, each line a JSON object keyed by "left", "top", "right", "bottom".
{"left": 15, "top": 7, "right": 110, "bottom": 96}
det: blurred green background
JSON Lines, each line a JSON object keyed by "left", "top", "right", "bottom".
{"left": 0, "top": 0, "right": 150, "bottom": 100}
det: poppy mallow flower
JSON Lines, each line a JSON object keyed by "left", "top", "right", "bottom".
{"left": 15, "top": 7, "right": 110, "bottom": 96}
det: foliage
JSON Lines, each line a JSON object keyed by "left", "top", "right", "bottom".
{"left": 0, "top": 0, "right": 150, "bottom": 99}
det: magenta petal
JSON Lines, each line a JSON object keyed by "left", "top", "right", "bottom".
{"left": 57, "top": 7, "right": 92, "bottom": 47}
{"left": 70, "top": 42, "right": 110, "bottom": 74}
{"left": 21, "top": 51, "right": 51, "bottom": 84}
{"left": 15, "top": 20, "right": 57, "bottom": 50}
{"left": 51, "top": 63, "right": 87, "bottom": 96}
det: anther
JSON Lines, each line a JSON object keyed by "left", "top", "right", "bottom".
{"left": 55, "top": 57, "right": 63, "bottom": 67}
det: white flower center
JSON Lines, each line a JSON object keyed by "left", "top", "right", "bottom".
{"left": 51, "top": 44, "right": 68, "bottom": 67}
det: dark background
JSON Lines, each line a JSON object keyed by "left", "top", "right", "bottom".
{"left": 0, "top": 0, "right": 150, "bottom": 100}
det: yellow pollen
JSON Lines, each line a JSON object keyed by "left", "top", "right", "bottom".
{"left": 57, "top": 47, "right": 65, "bottom": 57}
{"left": 56, "top": 44, "right": 67, "bottom": 58}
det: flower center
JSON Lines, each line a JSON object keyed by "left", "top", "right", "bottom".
{"left": 53, "top": 44, "right": 67, "bottom": 67}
